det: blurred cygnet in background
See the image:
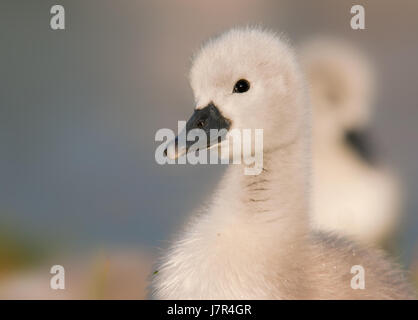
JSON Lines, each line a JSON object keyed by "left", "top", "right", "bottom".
{"left": 300, "top": 37, "right": 403, "bottom": 246}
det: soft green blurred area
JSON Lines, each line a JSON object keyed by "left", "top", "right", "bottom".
{"left": 0, "top": 223, "right": 48, "bottom": 277}
{"left": 0, "top": 0, "right": 417, "bottom": 298}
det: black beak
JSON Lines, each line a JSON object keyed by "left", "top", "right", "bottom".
{"left": 344, "top": 129, "right": 376, "bottom": 165}
{"left": 165, "top": 103, "right": 231, "bottom": 159}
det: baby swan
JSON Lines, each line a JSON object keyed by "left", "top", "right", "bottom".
{"left": 300, "top": 38, "right": 402, "bottom": 245}
{"left": 151, "top": 28, "right": 414, "bottom": 299}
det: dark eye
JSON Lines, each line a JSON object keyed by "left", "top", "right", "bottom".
{"left": 233, "top": 79, "right": 250, "bottom": 93}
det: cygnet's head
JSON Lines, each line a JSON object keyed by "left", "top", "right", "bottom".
{"left": 300, "top": 37, "right": 376, "bottom": 143}
{"left": 166, "top": 27, "right": 307, "bottom": 160}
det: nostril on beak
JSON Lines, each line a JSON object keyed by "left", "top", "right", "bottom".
{"left": 197, "top": 119, "right": 206, "bottom": 128}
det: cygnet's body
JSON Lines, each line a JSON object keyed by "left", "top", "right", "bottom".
{"left": 151, "top": 28, "right": 414, "bottom": 299}
{"left": 301, "top": 38, "right": 402, "bottom": 244}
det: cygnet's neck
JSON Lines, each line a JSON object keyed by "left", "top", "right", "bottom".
{"left": 153, "top": 126, "right": 312, "bottom": 299}
{"left": 204, "top": 133, "right": 311, "bottom": 265}
{"left": 187, "top": 135, "right": 312, "bottom": 298}
{"left": 216, "top": 135, "right": 310, "bottom": 230}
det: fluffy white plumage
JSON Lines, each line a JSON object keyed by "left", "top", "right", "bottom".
{"left": 151, "top": 28, "right": 414, "bottom": 299}
{"left": 300, "top": 38, "right": 402, "bottom": 245}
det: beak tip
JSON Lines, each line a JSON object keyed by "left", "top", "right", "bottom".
{"left": 164, "top": 144, "right": 181, "bottom": 160}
